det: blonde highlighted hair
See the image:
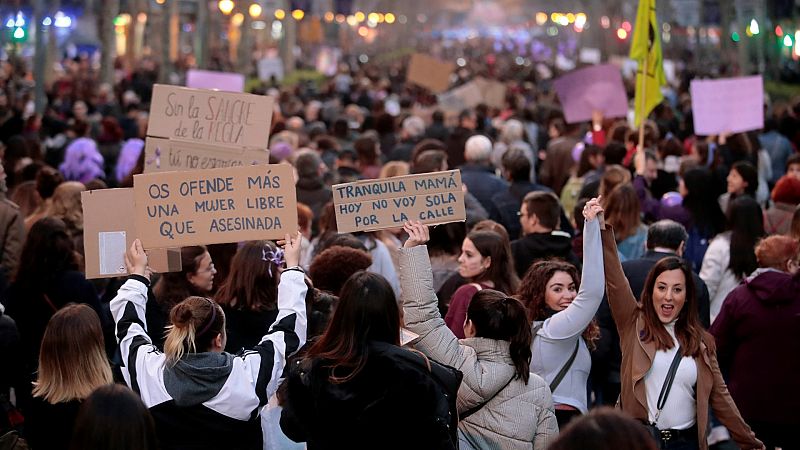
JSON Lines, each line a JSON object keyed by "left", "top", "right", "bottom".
{"left": 164, "top": 296, "right": 225, "bottom": 365}
{"left": 33, "top": 304, "right": 113, "bottom": 403}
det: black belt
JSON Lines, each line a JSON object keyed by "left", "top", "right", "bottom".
{"left": 657, "top": 426, "right": 696, "bottom": 443}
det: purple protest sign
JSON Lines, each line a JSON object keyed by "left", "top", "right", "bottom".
{"left": 553, "top": 64, "right": 629, "bottom": 124}
{"left": 186, "top": 69, "right": 245, "bottom": 93}
{"left": 690, "top": 76, "right": 764, "bottom": 136}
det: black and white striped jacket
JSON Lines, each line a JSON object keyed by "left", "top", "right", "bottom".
{"left": 110, "top": 269, "right": 307, "bottom": 450}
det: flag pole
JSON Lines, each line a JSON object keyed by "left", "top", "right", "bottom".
{"left": 635, "top": 45, "right": 650, "bottom": 173}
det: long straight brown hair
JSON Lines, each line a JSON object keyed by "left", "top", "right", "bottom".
{"left": 306, "top": 271, "right": 400, "bottom": 383}
{"left": 33, "top": 304, "right": 113, "bottom": 403}
{"left": 639, "top": 257, "right": 707, "bottom": 357}
{"left": 215, "top": 241, "right": 280, "bottom": 312}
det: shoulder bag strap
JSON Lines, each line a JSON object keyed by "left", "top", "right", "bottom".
{"left": 460, "top": 375, "right": 515, "bottom": 420}
{"left": 549, "top": 338, "right": 580, "bottom": 393}
{"left": 652, "top": 346, "right": 683, "bottom": 425}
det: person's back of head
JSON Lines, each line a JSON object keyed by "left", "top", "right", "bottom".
{"left": 755, "top": 235, "right": 800, "bottom": 272}
{"left": 464, "top": 135, "right": 492, "bottom": 164}
{"left": 70, "top": 384, "right": 157, "bottom": 450}
{"left": 295, "top": 149, "right": 324, "bottom": 180}
{"left": 598, "top": 165, "right": 631, "bottom": 198}
{"left": 548, "top": 407, "right": 659, "bottom": 450}
{"left": 306, "top": 271, "right": 399, "bottom": 383}
{"left": 466, "top": 290, "right": 531, "bottom": 383}
{"left": 603, "top": 142, "right": 627, "bottom": 166}
{"left": 771, "top": 175, "right": 800, "bottom": 205}
{"left": 16, "top": 217, "right": 78, "bottom": 287}
{"left": 727, "top": 196, "right": 764, "bottom": 279}
{"left": 309, "top": 245, "right": 373, "bottom": 296}
{"left": 521, "top": 191, "right": 561, "bottom": 232}
{"left": 646, "top": 220, "right": 688, "bottom": 252}
{"left": 35, "top": 165, "right": 64, "bottom": 201}
{"left": 214, "top": 241, "right": 280, "bottom": 312}
{"left": 501, "top": 147, "right": 531, "bottom": 182}
{"left": 410, "top": 138, "right": 447, "bottom": 164}
{"left": 164, "top": 296, "right": 226, "bottom": 365}
{"left": 379, "top": 161, "right": 410, "bottom": 179}
{"left": 500, "top": 119, "right": 524, "bottom": 144}
{"left": 49, "top": 181, "right": 87, "bottom": 228}
{"left": 33, "top": 304, "right": 112, "bottom": 404}
{"left": 401, "top": 116, "right": 425, "bottom": 140}
{"left": 412, "top": 149, "right": 448, "bottom": 174}
{"left": 432, "top": 110, "right": 444, "bottom": 124}
{"left": 603, "top": 183, "right": 642, "bottom": 241}
{"left": 354, "top": 136, "right": 378, "bottom": 166}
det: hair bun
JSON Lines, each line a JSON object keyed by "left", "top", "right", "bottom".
{"left": 171, "top": 303, "right": 195, "bottom": 327}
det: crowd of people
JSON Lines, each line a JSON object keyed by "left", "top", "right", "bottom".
{"left": 0, "top": 41, "right": 798, "bottom": 450}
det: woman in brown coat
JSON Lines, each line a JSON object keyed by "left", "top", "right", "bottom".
{"left": 599, "top": 203, "right": 762, "bottom": 450}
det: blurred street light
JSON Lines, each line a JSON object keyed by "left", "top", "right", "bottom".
{"left": 218, "top": 0, "right": 234, "bottom": 15}
{"left": 248, "top": 3, "right": 262, "bottom": 18}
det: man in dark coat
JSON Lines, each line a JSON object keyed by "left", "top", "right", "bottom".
{"left": 592, "top": 219, "right": 711, "bottom": 405}
{"left": 445, "top": 109, "right": 476, "bottom": 168}
{"left": 459, "top": 135, "right": 508, "bottom": 212}
{"left": 510, "top": 191, "right": 579, "bottom": 278}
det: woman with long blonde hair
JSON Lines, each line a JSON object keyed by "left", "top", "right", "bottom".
{"left": 24, "top": 304, "right": 113, "bottom": 450}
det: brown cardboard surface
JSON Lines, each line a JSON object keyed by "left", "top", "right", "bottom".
{"left": 82, "top": 188, "right": 182, "bottom": 279}
{"left": 332, "top": 170, "right": 465, "bottom": 233}
{"left": 473, "top": 77, "right": 508, "bottom": 109}
{"left": 144, "top": 137, "right": 270, "bottom": 173}
{"left": 133, "top": 164, "right": 297, "bottom": 248}
{"left": 147, "top": 84, "right": 274, "bottom": 149}
{"left": 406, "top": 54, "right": 455, "bottom": 94}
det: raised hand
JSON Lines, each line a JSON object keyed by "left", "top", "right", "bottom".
{"left": 125, "top": 239, "right": 149, "bottom": 280}
{"left": 403, "top": 221, "right": 430, "bottom": 248}
{"left": 278, "top": 231, "right": 303, "bottom": 268}
{"left": 583, "top": 197, "right": 604, "bottom": 222}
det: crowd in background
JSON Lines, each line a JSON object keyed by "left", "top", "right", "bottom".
{"left": 0, "top": 43, "right": 798, "bottom": 450}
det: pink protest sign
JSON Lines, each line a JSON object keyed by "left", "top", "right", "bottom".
{"left": 553, "top": 64, "right": 629, "bottom": 124}
{"left": 690, "top": 76, "right": 764, "bottom": 136}
{"left": 186, "top": 69, "right": 245, "bottom": 93}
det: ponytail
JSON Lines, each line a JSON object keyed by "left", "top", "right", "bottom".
{"left": 467, "top": 290, "right": 533, "bottom": 384}
{"left": 164, "top": 296, "right": 225, "bottom": 365}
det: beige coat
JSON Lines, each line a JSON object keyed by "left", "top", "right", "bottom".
{"left": 400, "top": 246, "right": 558, "bottom": 450}
{"left": 0, "top": 198, "right": 24, "bottom": 279}
{"left": 601, "top": 227, "right": 762, "bottom": 450}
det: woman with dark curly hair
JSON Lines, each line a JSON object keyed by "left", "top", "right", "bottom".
{"left": 309, "top": 245, "right": 372, "bottom": 296}
{"left": 516, "top": 198, "right": 605, "bottom": 428}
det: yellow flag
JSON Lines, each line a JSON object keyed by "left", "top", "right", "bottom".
{"left": 629, "top": 0, "right": 666, "bottom": 127}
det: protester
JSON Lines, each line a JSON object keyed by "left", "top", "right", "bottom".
{"left": 215, "top": 241, "right": 283, "bottom": 354}
{"left": 602, "top": 184, "right": 648, "bottom": 261}
{"left": 70, "top": 384, "right": 158, "bottom": 450}
{"left": 699, "top": 196, "right": 764, "bottom": 322}
{"left": 24, "top": 304, "right": 113, "bottom": 450}
{"left": 459, "top": 135, "right": 509, "bottom": 211}
{"left": 511, "top": 191, "right": 579, "bottom": 278}
{"left": 718, "top": 161, "right": 759, "bottom": 214}
{"left": 548, "top": 407, "right": 659, "bottom": 450}
{"left": 490, "top": 147, "right": 552, "bottom": 240}
{"left": 443, "top": 230, "right": 519, "bottom": 338}
{"left": 308, "top": 245, "right": 373, "bottom": 296}
{"left": 400, "top": 221, "right": 558, "bottom": 450}
{"left": 763, "top": 174, "right": 800, "bottom": 235}
{"left": 710, "top": 235, "right": 800, "bottom": 450}
{"left": 111, "top": 235, "right": 306, "bottom": 450}
{"left": 516, "top": 198, "right": 604, "bottom": 427}
{"left": 279, "top": 271, "right": 460, "bottom": 450}
{"left": 149, "top": 246, "right": 217, "bottom": 348}
{"left": 600, "top": 213, "right": 762, "bottom": 449}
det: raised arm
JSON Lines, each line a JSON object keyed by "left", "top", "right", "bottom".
{"left": 110, "top": 239, "right": 165, "bottom": 397}
{"left": 242, "top": 232, "right": 307, "bottom": 406}
{"left": 600, "top": 225, "right": 640, "bottom": 339}
{"left": 399, "top": 222, "right": 509, "bottom": 408}
{"left": 538, "top": 215, "right": 604, "bottom": 340}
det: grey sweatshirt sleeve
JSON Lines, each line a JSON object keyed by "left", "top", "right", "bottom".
{"left": 539, "top": 218, "right": 604, "bottom": 340}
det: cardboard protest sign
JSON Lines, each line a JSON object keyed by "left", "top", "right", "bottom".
{"left": 332, "top": 170, "right": 465, "bottom": 233}
{"left": 82, "top": 189, "right": 182, "bottom": 279}
{"left": 144, "top": 137, "right": 269, "bottom": 173}
{"left": 133, "top": 164, "right": 297, "bottom": 249}
{"left": 258, "top": 57, "right": 285, "bottom": 81}
{"left": 473, "top": 77, "right": 508, "bottom": 109}
{"left": 690, "top": 75, "right": 764, "bottom": 135}
{"left": 437, "top": 82, "right": 483, "bottom": 111}
{"left": 148, "top": 84, "right": 274, "bottom": 149}
{"left": 553, "top": 64, "right": 629, "bottom": 123}
{"left": 186, "top": 69, "right": 245, "bottom": 92}
{"left": 407, "top": 53, "right": 455, "bottom": 93}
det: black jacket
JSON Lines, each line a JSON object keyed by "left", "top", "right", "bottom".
{"left": 592, "top": 250, "right": 711, "bottom": 400}
{"left": 280, "top": 341, "right": 459, "bottom": 450}
{"left": 511, "top": 232, "right": 580, "bottom": 278}
{"left": 222, "top": 306, "right": 279, "bottom": 354}
{"left": 296, "top": 177, "right": 333, "bottom": 234}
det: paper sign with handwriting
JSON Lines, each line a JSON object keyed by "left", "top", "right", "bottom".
{"left": 144, "top": 137, "right": 269, "bottom": 173}
{"left": 148, "top": 84, "right": 273, "bottom": 149}
{"left": 407, "top": 54, "right": 455, "bottom": 93}
{"left": 133, "top": 164, "right": 297, "bottom": 248}
{"left": 333, "top": 170, "right": 465, "bottom": 233}
{"left": 690, "top": 76, "right": 764, "bottom": 135}
{"left": 553, "top": 64, "right": 628, "bottom": 124}
{"left": 186, "top": 69, "right": 245, "bottom": 92}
